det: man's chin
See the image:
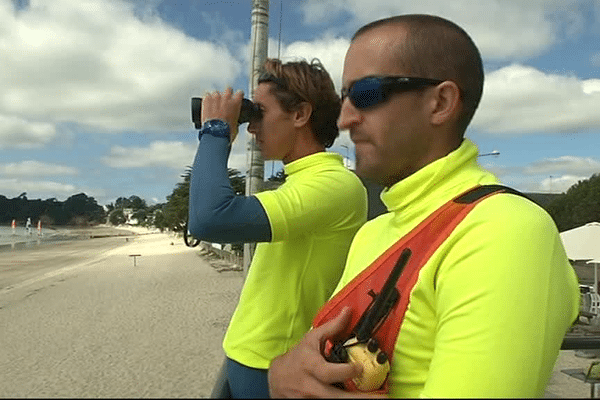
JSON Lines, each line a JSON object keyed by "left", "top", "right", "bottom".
{"left": 355, "top": 164, "right": 386, "bottom": 186}
{"left": 354, "top": 163, "right": 374, "bottom": 180}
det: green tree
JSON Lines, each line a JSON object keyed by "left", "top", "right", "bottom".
{"left": 109, "top": 209, "right": 126, "bottom": 225}
{"left": 546, "top": 173, "right": 600, "bottom": 231}
{"left": 114, "top": 197, "right": 127, "bottom": 210}
{"left": 127, "top": 195, "right": 147, "bottom": 210}
{"left": 163, "top": 167, "right": 193, "bottom": 232}
{"left": 152, "top": 209, "right": 167, "bottom": 231}
{"left": 161, "top": 166, "right": 246, "bottom": 233}
{"left": 132, "top": 209, "right": 148, "bottom": 224}
{"left": 113, "top": 195, "right": 147, "bottom": 210}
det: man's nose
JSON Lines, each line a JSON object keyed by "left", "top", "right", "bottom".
{"left": 247, "top": 120, "right": 258, "bottom": 135}
{"left": 337, "top": 97, "right": 362, "bottom": 130}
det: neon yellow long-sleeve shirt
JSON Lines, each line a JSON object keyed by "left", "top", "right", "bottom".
{"left": 333, "top": 139, "right": 579, "bottom": 398}
{"left": 224, "top": 152, "right": 367, "bottom": 369}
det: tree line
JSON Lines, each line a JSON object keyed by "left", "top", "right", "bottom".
{"left": 5, "top": 168, "right": 594, "bottom": 234}
{"left": 153, "top": 168, "right": 597, "bottom": 235}
{"left": 545, "top": 173, "right": 600, "bottom": 232}
{"left": 0, "top": 192, "right": 105, "bottom": 226}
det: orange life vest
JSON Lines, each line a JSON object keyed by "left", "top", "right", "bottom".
{"left": 312, "top": 184, "right": 529, "bottom": 392}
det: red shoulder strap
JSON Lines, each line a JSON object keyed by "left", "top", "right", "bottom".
{"left": 312, "top": 185, "right": 523, "bottom": 391}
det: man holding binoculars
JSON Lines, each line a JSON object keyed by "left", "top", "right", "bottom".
{"left": 188, "top": 59, "right": 367, "bottom": 398}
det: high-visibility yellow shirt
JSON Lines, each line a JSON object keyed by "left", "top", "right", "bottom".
{"left": 223, "top": 152, "right": 368, "bottom": 369}
{"left": 333, "top": 139, "right": 579, "bottom": 397}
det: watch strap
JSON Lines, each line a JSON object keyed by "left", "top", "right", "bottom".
{"left": 200, "top": 119, "right": 230, "bottom": 140}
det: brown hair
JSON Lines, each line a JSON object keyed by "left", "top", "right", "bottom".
{"left": 258, "top": 58, "right": 341, "bottom": 148}
{"left": 353, "top": 15, "right": 484, "bottom": 136}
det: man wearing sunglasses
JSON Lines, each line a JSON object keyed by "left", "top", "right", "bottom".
{"left": 188, "top": 59, "right": 367, "bottom": 398}
{"left": 268, "top": 15, "right": 579, "bottom": 398}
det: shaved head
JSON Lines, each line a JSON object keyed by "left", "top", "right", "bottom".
{"left": 353, "top": 15, "right": 484, "bottom": 136}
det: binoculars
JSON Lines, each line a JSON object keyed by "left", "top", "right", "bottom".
{"left": 191, "top": 97, "right": 262, "bottom": 129}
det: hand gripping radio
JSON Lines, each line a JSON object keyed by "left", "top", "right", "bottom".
{"left": 324, "top": 248, "right": 412, "bottom": 392}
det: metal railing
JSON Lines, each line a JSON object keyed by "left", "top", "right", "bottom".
{"left": 562, "top": 336, "right": 600, "bottom": 350}
{"left": 198, "top": 242, "right": 243, "bottom": 268}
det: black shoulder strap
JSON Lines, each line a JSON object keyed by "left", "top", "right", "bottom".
{"left": 454, "top": 184, "right": 534, "bottom": 204}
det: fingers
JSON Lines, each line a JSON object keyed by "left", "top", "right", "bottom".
{"left": 306, "top": 308, "right": 362, "bottom": 384}
{"left": 229, "top": 89, "right": 244, "bottom": 143}
{"left": 314, "top": 307, "right": 353, "bottom": 345}
{"left": 268, "top": 307, "right": 372, "bottom": 398}
{"left": 200, "top": 88, "right": 244, "bottom": 142}
{"left": 269, "top": 353, "right": 354, "bottom": 399}
{"left": 316, "top": 358, "right": 362, "bottom": 385}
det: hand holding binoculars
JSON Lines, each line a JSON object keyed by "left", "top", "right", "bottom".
{"left": 321, "top": 248, "right": 412, "bottom": 392}
{"left": 191, "top": 97, "right": 262, "bottom": 129}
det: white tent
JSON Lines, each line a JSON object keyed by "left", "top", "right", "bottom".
{"left": 560, "top": 222, "right": 600, "bottom": 292}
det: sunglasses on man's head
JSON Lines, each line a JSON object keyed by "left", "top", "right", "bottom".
{"left": 341, "top": 76, "right": 444, "bottom": 109}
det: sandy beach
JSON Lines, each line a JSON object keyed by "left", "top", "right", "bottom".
{"left": 0, "top": 225, "right": 597, "bottom": 398}
{"left": 0, "top": 226, "right": 243, "bottom": 398}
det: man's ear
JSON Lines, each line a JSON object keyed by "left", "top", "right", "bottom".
{"left": 293, "top": 102, "right": 313, "bottom": 128}
{"left": 429, "top": 81, "right": 461, "bottom": 126}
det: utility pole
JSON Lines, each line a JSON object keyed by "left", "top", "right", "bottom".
{"left": 243, "top": 0, "right": 268, "bottom": 276}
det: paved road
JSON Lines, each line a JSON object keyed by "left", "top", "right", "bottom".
{"left": 0, "top": 235, "right": 242, "bottom": 397}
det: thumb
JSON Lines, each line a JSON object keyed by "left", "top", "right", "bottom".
{"left": 314, "top": 306, "right": 353, "bottom": 343}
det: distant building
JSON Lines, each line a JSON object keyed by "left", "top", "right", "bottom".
{"left": 122, "top": 208, "right": 139, "bottom": 225}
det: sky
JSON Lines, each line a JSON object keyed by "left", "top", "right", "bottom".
{"left": 1, "top": 0, "right": 600, "bottom": 206}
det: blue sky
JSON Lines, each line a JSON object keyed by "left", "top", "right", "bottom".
{"left": 1, "top": 0, "right": 599, "bottom": 206}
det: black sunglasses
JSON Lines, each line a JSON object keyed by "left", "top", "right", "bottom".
{"left": 341, "top": 76, "right": 444, "bottom": 109}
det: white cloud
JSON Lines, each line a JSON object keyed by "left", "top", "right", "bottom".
{"left": 0, "top": 160, "right": 79, "bottom": 177}
{"left": 494, "top": 172, "right": 585, "bottom": 194}
{"left": 102, "top": 140, "right": 197, "bottom": 169}
{"left": 300, "top": 0, "right": 585, "bottom": 60}
{"left": 490, "top": 155, "right": 600, "bottom": 193}
{"left": 0, "top": 0, "right": 242, "bottom": 132}
{"left": 0, "top": 115, "right": 58, "bottom": 149}
{"left": 279, "top": 36, "right": 350, "bottom": 92}
{"left": 0, "top": 178, "right": 79, "bottom": 199}
{"left": 300, "top": 0, "right": 348, "bottom": 25}
{"left": 523, "top": 156, "right": 600, "bottom": 176}
{"left": 583, "top": 79, "right": 600, "bottom": 94}
{"left": 472, "top": 64, "right": 600, "bottom": 134}
{"left": 539, "top": 174, "right": 587, "bottom": 193}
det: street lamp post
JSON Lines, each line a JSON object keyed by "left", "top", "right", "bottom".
{"left": 478, "top": 150, "right": 500, "bottom": 158}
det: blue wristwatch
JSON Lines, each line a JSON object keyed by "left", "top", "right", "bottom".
{"left": 199, "top": 119, "right": 230, "bottom": 141}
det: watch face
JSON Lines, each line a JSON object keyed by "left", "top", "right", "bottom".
{"left": 204, "top": 119, "right": 230, "bottom": 138}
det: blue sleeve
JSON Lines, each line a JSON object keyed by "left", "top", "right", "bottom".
{"left": 188, "top": 132, "right": 272, "bottom": 243}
